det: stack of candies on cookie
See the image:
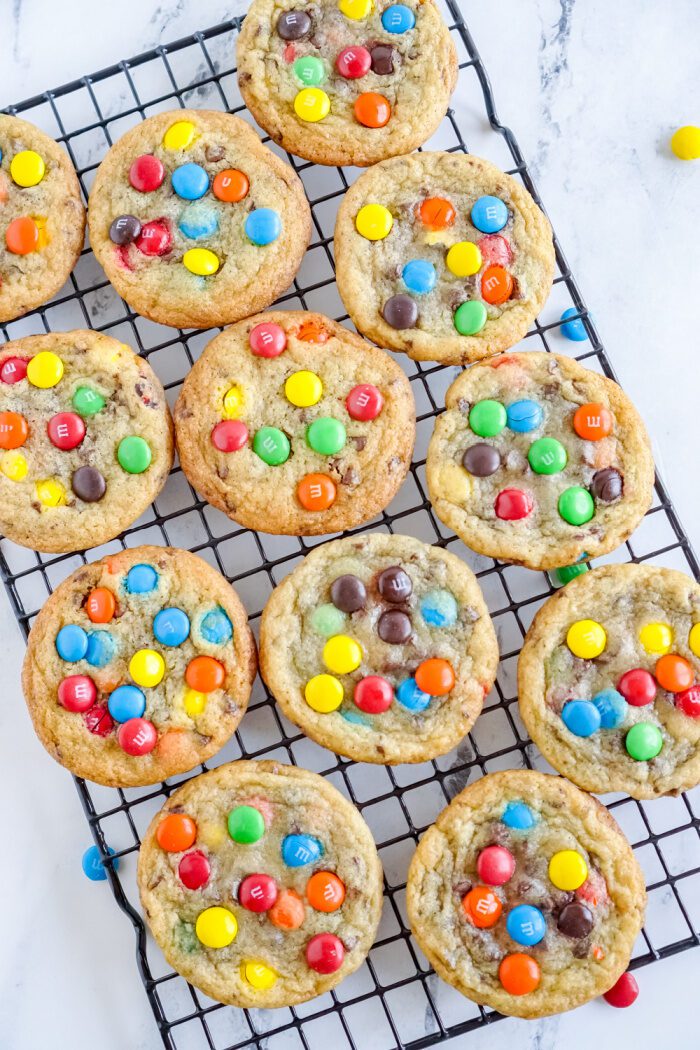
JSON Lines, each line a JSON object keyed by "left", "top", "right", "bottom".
{"left": 137, "top": 762, "right": 383, "bottom": 1007}
{"left": 21, "top": 547, "right": 256, "bottom": 786}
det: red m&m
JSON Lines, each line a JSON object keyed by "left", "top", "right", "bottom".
{"left": 178, "top": 850, "right": 211, "bottom": 890}
{"left": 354, "top": 675, "right": 393, "bottom": 713}
{"left": 306, "top": 932, "right": 345, "bottom": 974}
{"left": 129, "top": 154, "right": 165, "bottom": 192}
{"left": 136, "top": 219, "right": 172, "bottom": 256}
{"left": 83, "top": 704, "right": 114, "bottom": 736}
{"left": 603, "top": 971, "right": 639, "bottom": 1008}
{"left": 618, "top": 669, "right": 656, "bottom": 707}
{"left": 495, "top": 488, "right": 533, "bottom": 520}
{"left": 211, "top": 420, "right": 248, "bottom": 452}
{"left": 0, "top": 357, "right": 28, "bottom": 384}
{"left": 117, "top": 716, "right": 157, "bottom": 755}
{"left": 478, "top": 235, "right": 513, "bottom": 267}
{"left": 476, "top": 845, "right": 515, "bottom": 886}
{"left": 249, "top": 322, "right": 287, "bottom": 357}
{"left": 677, "top": 685, "right": 700, "bottom": 717}
{"left": 58, "top": 674, "right": 97, "bottom": 712}
{"left": 336, "top": 46, "right": 371, "bottom": 78}
{"left": 239, "top": 873, "right": 278, "bottom": 912}
{"left": 346, "top": 383, "right": 383, "bottom": 421}
{"left": 47, "top": 412, "right": 86, "bottom": 451}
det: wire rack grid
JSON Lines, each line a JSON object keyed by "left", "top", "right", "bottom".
{"left": 2, "top": 3, "right": 700, "bottom": 1048}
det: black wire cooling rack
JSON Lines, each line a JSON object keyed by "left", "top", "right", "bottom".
{"left": 3, "top": 2, "right": 700, "bottom": 1047}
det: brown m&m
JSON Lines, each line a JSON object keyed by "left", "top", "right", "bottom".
{"left": 557, "top": 900, "right": 594, "bottom": 939}
{"left": 378, "top": 566, "right": 412, "bottom": 603}
{"left": 463, "top": 443, "right": 501, "bottom": 477}
{"left": 330, "top": 574, "right": 367, "bottom": 613}
{"left": 382, "top": 294, "right": 418, "bottom": 330}
{"left": 378, "top": 609, "right": 412, "bottom": 644}
{"left": 72, "top": 466, "right": 107, "bottom": 503}
{"left": 277, "top": 10, "right": 311, "bottom": 39}
{"left": 591, "top": 468, "right": 623, "bottom": 503}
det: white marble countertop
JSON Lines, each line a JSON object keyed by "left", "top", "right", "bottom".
{"left": 1, "top": 1, "right": 699, "bottom": 1048}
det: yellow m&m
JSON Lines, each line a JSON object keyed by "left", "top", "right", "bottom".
{"left": 163, "top": 120, "right": 197, "bottom": 150}
{"left": 27, "top": 351, "right": 63, "bottom": 388}
{"left": 689, "top": 623, "right": 700, "bottom": 657}
{"left": 196, "top": 906, "right": 238, "bottom": 948}
{"left": 223, "top": 384, "right": 244, "bottom": 419}
{"left": 671, "top": 126, "right": 700, "bottom": 161}
{"left": 548, "top": 850, "right": 588, "bottom": 891}
{"left": 446, "top": 241, "right": 482, "bottom": 278}
{"left": 183, "top": 248, "right": 220, "bottom": 276}
{"left": 294, "top": 88, "right": 330, "bottom": 123}
{"left": 184, "top": 688, "right": 206, "bottom": 717}
{"left": 10, "top": 150, "right": 45, "bottom": 187}
{"left": 323, "top": 634, "right": 362, "bottom": 675}
{"left": 566, "top": 619, "right": 606, "bottom": 659}
{"left": 35, "top": 479, "right": 66, "bottom": 507}
{"left": 355, "top": 203, "right": 393, "bottom": 241}
{"left": 639, "top": 622, "right": 673, "bottom": 655}
{"left": 339, "top": 0, "right": 373, "bottom": 19}
{"left": 305, "top": 674, "right": 343, "bottom": 713}
{"left": 242, "top": 961, "right": 278, "bottom": 990}
{"left": 1, "top": 450, "right": 28, "bottom": 481}
{"left": 130, "top": 648, "right": 165, "bottom": 688}
{"left": 285, "top": 370, "right": 322, "bottom": 407}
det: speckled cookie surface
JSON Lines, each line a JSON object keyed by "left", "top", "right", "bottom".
{"left": 22, "top": 546, "right": 256, "bottom": 787}
{"left": 334, "top": 152, "right": 555, "bottom": 364}
{"left": 259, "top": 533, "right": 498, "bottom": 762}
{"left": 138, "top": 760, "right": 383, "bottom": 1007}
{"left": 426, "top": 352, "right": 654, "bottom": 571}
{"left": 0, "top": 114, "right": 85, "bottom": 322}
{"left": 88, "top": 110, "right": 311, "bottom": 329}
{"left": 237, "top": 0, "right": 457, "bottom": 167}
{"left": 0, "top": 330, "right": 173, "bottom": 553}
{"left": 407, "top": 770, "right": 645, "bottom": 1018}
{"left": 519, "top": 564, "right": 700, "bottom": 799}
{"left": 174, "top": 311, "right": 415, "bottom": 535}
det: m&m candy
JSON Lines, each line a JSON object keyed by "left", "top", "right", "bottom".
{"left": 117, "top": 717, "right": 158, "bottom": 755}
{"left": 249, "top": 322, "right": 287, "bottom": 357}
{"left": 239, "top": 873, "right": 278, "bottom": 912}
{"left": 253, "top": 427, "right": 290, "bottom": 465}
{"left": 294, "top": 87, "right": 331, "bottom": 122}
{"left": 82, "top": 844, "right": 118, "bottom": 882}
{"left": 625, "top": 722, "right": 663, "bottom": 761}
{"left": 36, "top": 479, "right": 67, "bottom": 507}
{"left": 126, "top": 564, "right": 159, "bottom": 593}
{"left": 528, "top": 436, "right": 567, "bottom": 475}
{"left": 293, "top": 55, "right": 325, "bottom": 86}
{"left": 552, "top": 562, "right": 589, "bottom": 586}
{"left": 212, "top": 168, "right": 249, "bottom": 202}
{"left": 183, "top": 248, "right": 220, "bottom": 276}
{"left": 454, "top": 300, "right": 487, "bottom": 336}
{"left": 560, "top": 308, "right": 588, "bottom": 342}
{"left": 196, "top": 906, "right": 238, "bottom": 948}
{"left": 478, "top": 234, "right": 513, "bottom": 266}
{"left": 129, "top": 155, "right": 165, "bottom": 193}
{"left": 10, "top": 150, "right": 45, "bottom": 187}
{"left": 0, "top": 357, "right": 28, "bottom": 384}
{"left": 420, "top": 589, "right": 458, "bottom": 627}
{"left": 573, "top": 403, "right": 612, "bottom": 441}
{"left": 382, "top": 294, "right": 418, "bottom": 329}
{"left": 495, "top": 488, "right": 533, "bottom": 521}
{"left": 270, "top": 888, "right": 306, "bottom": 930}
{"left": 200, "top": 608, "right": 233, "bottom": 645}
{"left": 671, "top": 126, "right": 700, "bottom": 161}
{"left": 245, "top": 208, "right": 282, "bottom": 245}
{"left": 548, "top": 850, "right": 587, "bottom": 890}
{"left": 354, "top": 675, "right": 393, "bottom": 713}
{"left": 183, "top": 689, "right": 206, "bottom": 717}
{"left": 603, "top": 971, "right": 639, "bottom": 1008}
{"left": 481, "top": 265, "right": 514, "bottom": 305}
{"left": 277, "top": 9, "right": 311, "bottom": 38}
{"left": 346, "top": 384, "right": 383, "bottom": 421}
{"left": 655, "top": 653, "right": 693, "bottom": 692}
{"left": 282, "top": 834, "right": 323, "bottom": 867}
{"left": 27, "top": 351, "right": 63, "bottom": 388}
{"left": 323, "top": 634, "right": 362, "bottom": 674}
{"left": 0, "top": 451, "right": 27, "bottom": 481}
{"left": 56, "top": 624, "right": 89, "bottom": 662}
{"left": 163, "top": 120, "right": 197, "bottom": 151}
{"left": 469, "top": 400, "right": 506, "bottom": 437}
{"left": 415, "top": 658, "right": 455, "bottom": 696}
{"left": 311, "top": 605, "right": 346, "bottom": 637}
{"left": 639, "top": 622, "right": 673, "bottom": 655}
{"left": 172, "top": 163, "right": 209, "bottom": 200}
{"left": 83, "top": 705, "right": 114, "bottom": 736}
{"left": 476, "top": 845, "right": 515, "bottom": 885}
{"left": 136, "top": 220, "right": 172, "bottom": 256}
{"left": 558, "top": 487, "right": 594, "bottom": 526}
{"left": 689, "top": 623, "right": 700, "bottom": 657}
{"left": 618, "top": 669, "right": 656, "bottom": 706}
{"left": 498, "top": 953, "right": 541, "bottom": 995}
{"left": 462, "top": 885, "right": 502, "bottom": 928}
{"left": 354, "top": 93, "right": 391, "bottom": 128}
{"left": 506, "top": 399, "right": 543, "bottom": 433}
{"left": 592, "top": 689, "right": 627, "bottom": 729}
{"left": 339, "top": 0, "right": 372, "bottom": 19}
{"left": 222, "top": 384, "right": 243, "bottom": 421}
{"left": 306, "top": 933, "right": 344, "bottom": 974}
{"left": 6, "top": 217, "right": 39, "bottom": 255}
{"left": 110, "top": 214, "right": 142, "bottom": 245}
{"left": 330, "top": 575, "right": 367, "bottom": 613}
{"left": 117, "top": 436, "right": 152, "bottom": 474}
{"left": 676, "top": 686, "right": 700, "bottom": 718}
{"left": 228, "top": 804, "right": 265, "bottom": 844}
{"left": 285, "top": 369, "right": 323, "bottom": 407}
{"left": 73, "top": 386, "right": 106, "bottom": 416}
{"left": 305, "top": 674, "right": 343, "bottom": 712}
{"left": 506, "top": 904, "right": 546, "bottom": 947}
{"left": 185, "top": 655, "right": 225, "bottom": 692}
{"left": 58, "top": 675, "right": 97, "bottom": 712}
{"left": 298, "top": 473, "right": 336, "bottom": 510}
{"left": 243, "top": 961, "right": 278, "bottom": 990}
{"left": 211, "top": 420, "right": 248, "bottom": 452}
{"left": 502, "top": 801, "right": 536, "bottom": 830}
{"left": 395, "top": 677, "right": 431, "bottom": 712}
{"left": 86, "top": 630, "right": 115, "bottom": 668}
{"left": 153, "top": 608, "right": 190, "bottom": 647}
{"left": 47, "top": 412, "right": 86, "bottom": 451}
{"left": 108, "top": 684, "right": 146, "bottom": 722}
{"left": 178, "top": 850, "right": 210, "bottom": 890}
{"left": 561, "top": 699, "right": 601, "bottom": 737}
{"left": 306, "top": 871, "right": 346, "bottom": 912}
{"left": 418, "top": 197, "right": 455, "bottom": 229}
{"left": 130, "top": 649, "right": 165, "bottom": 688}
{"left": 402, "top": 259, "right": 436, "bottom": 295}
{"left": 355, "top": 204, "right": 393, "bottom": 240}
{"left": 566, "top": 619, "right": 606, "bottom": 659}
{"left": 86, "top": 588, "right": 116, "bottom": 624}
{"left": 446, "top": 241, "right": 482, "bottom": 278}
{"left": 307, "top": 417, "right": 346, "bottom": 455}
{"left": 0, "top": 412, "right": 29, "bottom": 450}
{"left": 471, "top": 195, "right": 508, "bottom": 234}
{"left": 336, "top": 46, "right": 371, "bottom": 79}
{"left": 382, "top": 4, "right": 415, "bottom": 32}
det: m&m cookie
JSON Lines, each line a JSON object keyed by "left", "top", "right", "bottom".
{"left": 259, "top": 533, "right": 498, "bottom": 762}
{"left": 88, "top": 110, "right": 310, "bottom": 329}
{"left": 426, "top": 352, "right": 654, "bottom": 570}
{"left": 137, "top": 760, "right": 382, "bottom": 1006}
{"left": 237, "top": 0, "right": 457, "bottom": 167}
{"left": 0, "top": 331, "right": 173, "bottom": 553}
{"left": 0, "top": 114, "right": 85, "bottom": 323}
{"left": 22, "top": 546, "right": 256, "bottom": 786}
{"left": 407, "top": 770, "right": 645, "bottom": 1018}
{"left": 174, "top": 311, "right": 415, "bottom": 535}
{"left": 334, "top": 152, "right": 555, "bottom": 363}
{"left": 519, "top": 564, "right": 700, "bottom": 798}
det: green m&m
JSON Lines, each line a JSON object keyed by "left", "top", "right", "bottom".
{"left": 293, "top": 55, "right": 325, "bottom": 86}
{"left": 117, "top": 435, "right": 151, "bottom": 474}
{"left": 227, "top": 804, "right": 265, "bottom": 844}
{"left": 307, "top": 417, "right": 346, "bottom": 455}
{"left": 553, "top": 562, "right": 589, "bottom": 586}
{"left": 454, "top": 300, "right": 487, "bottom": 336}
{"left": 558, "top": 486, "right": 594, "bottom": 525}
{"left": 73, "top": 386, "right": 106, "bottom": 417}
{"left": 625, "top": 722, "right": 663, "bottom": 761}
{"left": 469, "top": 399, "right": 506, "bottom": 437}
{"left": 528, "top": 437, "right": 567, "bottom": 475}
{"left": 253, "top": 426, "right": 290, "bottom": 465}
{"left": 311, "top": 603, "right": 345, "bottom": 637}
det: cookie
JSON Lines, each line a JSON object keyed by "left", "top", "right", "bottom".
{"left": 22, "top": 546, "right": 256, "bottom": 787}
{"left": 406, "top": 769, "right": 645, "bottom": 1019}
{"left": 259, "top": 533, "right": 498, "bottom": 762}
{"left": 0, "top": 330, "right": 173, "bottom": 553}
{"left": 174, "top": 311, "right": 415, "bottom": 535}
{"left": 137, "top": 759, "right": 383, "bottom": 1007}
{"left": 334, "top": 152, "right": 555, "bottom": 364}
{"left": 0, "top": 114, "right": 85, "bottom": 322}
{"left": 519, "top": 563, "right": 700, "bottom": 799}
{"left": 88, "top": 110, "right": 311, "bottom": 329}
{"left": 426, "top": 352, "right": 654, "bottom": 571}
{"left": 237, "top": 0, "right": 457, "bottom": 168}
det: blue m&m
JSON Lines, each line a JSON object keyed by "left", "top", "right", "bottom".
{"left": 560, "top": 308, "right": 588, "bottom": 342}
{"left": 592, "top": 688, "right": 627, "bottom": 729}
{"left": 153, "top": 607, "right": 191, "bottom": 647}
{"left": 396, "top": 677, "right": 431, "bottom": 712}
{"left": 108, "top": 684, "right": 146, "bottom": 722}
{"left": 341, "top": 708, "right": 371, "bottom": 726}
{"left": 179, "top": 203, "right": 219, "bottom": 239}
{"left": 506, "top": 904, "right": 546, "bottom": 946}
{"left": 56, "top": 624, "right": 89, "bottom": 662}
{"left": 200, "top": 607, "right": 233, "bottom": 645}
{"left": 471, "top": 195, "right": 508, "bottom": 234}
{"left": 82, "top": 844, "right": 119, "bottom": 882}
{"left": 381, "top": 4, "right": 416, "bottom": 33}
{"left": 561, "top": 699, "right": 601, "bottom": 737}
{"left": 246, "top": 208, "right": 282, "bottom": 246}
{"left": 86, "top": 630, "right": 116, "bottom": 668}
{"left": 281, "top": 834, "right": 323, "bottom": 867}
{"left": 420, "top": 589, "right": 458, "bottom": 627}
{"left": 126, "top": 564, "right": 159, "bottom": 594}
{"left": 172, "top": 163, "right": 209, "bottom": 201}
{"left": 507, "top": 399, "right": 543, "bottom": 433}
{"left": 502, "top": 800, "right": 536, "bottom": 830}
{"left": 402, "top": 259, "right": 436, "bottom": 295}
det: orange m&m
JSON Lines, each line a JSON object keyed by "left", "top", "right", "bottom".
{"left": 156, "top": 813, "right": 197, "bottom": 852}
{"left": 498, "top": 953, "right": 541, "bottom": 995}
{"left": 462, "top": 885, "right": 502, "bottom": 928}
{"left": 269, "top": 888, "right": 306, "bottom": 930}
{"left": 6, "top": 216, "right": 39, "bottom": 255}
{"left": 298, "top": 473, "right": 336, "bottom": 511}
{"left": 354, "top": 92, "right": 391, "bottom": 128}
{"left": 212, "top": 168, "right": 249, "bottom": 202}
{"left": 656, "top": 653, "right": 694, "bottom": 693}
{"left": 185, "top": 655, "right": 226, "bottom": 693}
{"left": 296, "top": 319, "right": 329, "bottom": 343}
{"left": 0, "top": 411, "right": 29, "bottom": 450}
{"left": 86, "top": 587, "right": 116, "bottom": 623}
{"left": 418, "top": 197, "right": 456, "bottom": 230}
{"left": 573, "top": 402, "right": 613, "bottom": 441}
{"left": 415, "top": 658, "right": 455, "bottom": 696}
{"left": 306, "top": 871, "right": 346, "bottom": 912}
{"left": 481, "top": 265, "right": 514, "bottom": 305}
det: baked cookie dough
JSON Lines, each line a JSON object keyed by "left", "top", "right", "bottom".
{"left": 519, "top": 564, "right": 700, "bottom": 799}
{"left": 88, "top": 110, "right": 311, "bottom": 329}
{"left": 426, "top": 352, "right": 654, "bottom": 571}
{"left": 237, "top": 0, "right": 457, "bottom": 167}
{"left": 22, "top": 546, "right": 256, "bottom": 786}
{"left": 0, "top": 114, "right": 85, "bottom": 322}
{"left": 138, "top": 759, "right": 383, "bottom": 1007}
{"left": 0, "top": 330, "right": 173, "bottom": 553}
{"left": 334, "top": 152, "right": 555, "bottom": 363}
{"left": 259, "top": 532, "right": 498, "bottom": 762}
{"left": 407, "top": 769, "right": 645, "bottom": 1018}
{"left": 174, "top": 311, "right": 415, "bottom": 535}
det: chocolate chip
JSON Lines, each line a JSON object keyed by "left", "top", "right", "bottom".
{"left": 591, "top": 467, "right": 623, "bottom": 503}
{"left": 330, "top": 574, "right": 367, "bottom": 613}
{"left": 72, "top": 466, "right": 106, "bottom": 503}
{"left": 352, "top": 436, "right": 367, "bottom": 451}
{"left": 378, "top": 609, "right": 412, "bottom": 644}
{"left": 205, "top": 144, "right": 225, "bottom": 163}
{"left": 377, "top": 566, "right": 412, "bottom": 603}
{"left": 109, "top": 214, "right": 141, "bottom": 245}
{"left": 462, "top": 443, "right": 501, "bottom": 477}
{"left": 557, "top": 901, "right": 594, "bottom": 938}
{"left": 370, "top": 44, "right": 395, "bottom": 75}
{"left": 382, "top": 294, "right": 418, "bottom": 329}
{"left": 277, "top": 10, "right": 311, "bottom": 39}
